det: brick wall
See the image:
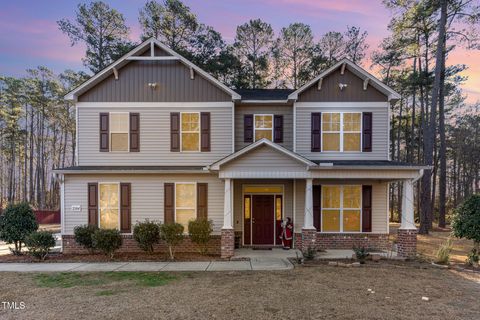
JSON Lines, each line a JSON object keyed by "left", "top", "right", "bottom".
{"left": 62, "top": 234, "right": 221, "bottom": 255}
{"left": 397, "top": 229, "right": 417, "bottom": 258}
{"left": 294, "top": 232, "right": 390, "bottom": 251}
{"left": 221, "top": 229, "right": 235, "bottom": 259}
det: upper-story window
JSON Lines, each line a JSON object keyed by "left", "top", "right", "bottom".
{"left": 110, "top": 113, "right": 129, "bottom": 152}
{"left": 322, "top": 112, "right": 361, "bottom": 152}
{"left": 181, "top": 112, "right": 200, "bottom": 151}
{"left": 254, "top": 114, "right": 273, "bottom": 141}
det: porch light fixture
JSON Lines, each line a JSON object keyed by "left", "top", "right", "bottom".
{"left": 339, "top": 83, "right": 348, "bottom": 91}
{"left": 148, "top": 82, "right": 158, "bottom": 89}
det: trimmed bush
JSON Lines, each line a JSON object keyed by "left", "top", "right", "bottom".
{"left": 188, "top": 218, "right": 213, "bottom": 255}
{"left": 74, "top": 225, "right": 99, "bottom": 253}
{"left": 92, "top": 229, "right": 123, "bottom": 259}
{"left": 0, "top": 202, "right": 38, "bottom": 255}
{"left": 25, "top": 231, "right": 56, "bottom": 260}
{"left": 452, "top": 194, "right": 480, "bottom": 252}
{"left": 133, "top": 220, "right": 161, "bottom": 253}
{"left": 160, "top": 223, "right": 184, "bottom": 260}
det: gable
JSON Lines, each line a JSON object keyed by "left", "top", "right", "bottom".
{"left": 297, "top": 67, "right": 387, "bottom": 102}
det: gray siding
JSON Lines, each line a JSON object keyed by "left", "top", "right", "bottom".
{"left": 297, "top": 67, "right": 387, "bottom": 102}
{"left": 234, "top": 104, "right": 293, "bottom": 151}
{"left": 63, "top": 173, "right": 224, "bottom": 235}
{"left": 295, "top": 103, "right": 389, "bottom": 160}
{"left": 78, "top": 61, "right": 231, "bottom": 102}
{"left": 77, "top": 103, "right": 233, "bottom": 166}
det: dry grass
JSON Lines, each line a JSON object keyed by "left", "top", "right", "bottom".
{"left": 0, "top": 265, "right": 479, "bottom": 319}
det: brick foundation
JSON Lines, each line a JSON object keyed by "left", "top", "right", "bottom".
{"left": 397, "top": 229, "right": 417, "bottom": 258}
{"left": 294, "top": 232, "right": 390, "bottom": 251}
{"left": 220, "top": 228, "right": 235, "bottom": 259}
{"left": 300, "top": 228, "right": 317, "bottom": 252}
{"left": 62, "top": 234, "right": 221, "bottom": 255}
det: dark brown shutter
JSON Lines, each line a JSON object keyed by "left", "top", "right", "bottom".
{"left": 164, "top": 183, "right": 175, "bottom": 223}
{"left": 200, "top": 112, "right": 211, "bottom": 152}
{"left": 313, "top": 185, "right": 321, "bottom": 231}
{"left": 87, "top": 183, "right": 98, "bottom": 227}
{"left": 311, "top": 112, "right": 321, "bottom": 152}
{"left": 130, "top": 113, "right": 140, "bottom": 152}
{"left": 362, "top": 112, "right": 372, "bottom": 152}
{"left": 197, "top": 183, "right": 208, "bottom": 219}
{"left": 362, "top": 185, "right": 372, "bottom": 232}
{"left": 170, "top": 113, "right": 180, "bottom": 152}
{"left": 120, "top": 183, "right": 131, "bottom": 233}
{"left": 244, "top": 114, "right": 253, "bottom": 143}
{"left": 99, "top": 113, "right": 109, "bottom": 152}
{"left": 274, "top": 115, "right": 283, "bottom": 143}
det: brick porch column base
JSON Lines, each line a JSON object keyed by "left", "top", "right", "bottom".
{"left": 301, "top": 228, "right": 317, "bottom": 252}
{"left": 221, "top": 228, "right": 235, "bottom": 259}
{"left": 397, "top": 229, "right": 417, "bottom": 258}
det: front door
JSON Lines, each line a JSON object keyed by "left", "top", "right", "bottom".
{"left": 252, "top": 195, "right": 275, "bottom": 245}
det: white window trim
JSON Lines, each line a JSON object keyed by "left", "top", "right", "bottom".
{"left": 174, "top": 182, "right": 197, "bottom": 233}
{"left": 98, "top": 182, "right": 121, "bottom": 230}
{"left": 321, "top": 112, "right": 362, "bottom": 152}
{"left": 180, "top": 112, "right": 201, "bottom": 152}
{"left": 253, "top": 114, "right": 274, "bottom": 142}
{"left": 109, "top": 112, "right": 130, "bottom": 152}
{"left": 320, "top": 185, "right": 362, "bottom": 233}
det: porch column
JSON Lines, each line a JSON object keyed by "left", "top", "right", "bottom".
{"left": 301, "top": 178, "right": 317, "bottom": 252}
{"left": 221, "top": 178, "right": 234, "bottom": 259}
{"left": 397, "top": 179, "right": 417, "bottom": 258}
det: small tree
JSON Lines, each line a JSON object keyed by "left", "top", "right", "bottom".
{"left": 133, "top": 220, "right": 161, "bottom": 253}
{"left": 452, "top": 194, "right": 480, "bottom": 253}
{"left": 160, "top": 223, "right": 184, "bottom": 260}
{"left": 92, "top": 229, "right": 123, "bottom": 259}
{"left": 25, "top": 231, "right": 56, "bottom": 261}
{"left": 0, "top": 202, "right": 38, "bottom": 255}
{"left": 188, "top": 218, "right": 213, "bottom": 255}
{"left": 74, "top": 225, "right": 99, "bottom": 254}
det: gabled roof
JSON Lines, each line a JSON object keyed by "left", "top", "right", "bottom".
{"left": 288, "top": 58, "right": 401, "bottom": 102}
{"left": 208, "top": 138, "right": 316, "bottom": 170}
{"left": 65, "top": 38, "right": 241, "bottom": 101}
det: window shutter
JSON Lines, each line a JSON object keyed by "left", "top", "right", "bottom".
{"left": 311, "top": 112, "right": 321, "bottom": 152}
{"left": 244, "top": 114, "right": 253, "bottom": 143}
{"left": 99, "top": 113, "right": 109, "bottom": 152}
{"left": 164, "top": 183, "right": 175, "bottom": 223}
{"left": 200, "top": 112, "right": 211, "bottom": 152}
{"left": 362, "top": 112, "right": 372, "bottom": 152}
{"left": 274, "top": 115, "right": 283, "bottom": 143}
{"left": 313, "top": 185, "right": 321, "bottom": 231}
{"left": 197, "top": 183, "right": 208, "bottom": 219}
{"left": 120, "top": 183, "right": 131, "bottom": 233}
{"left": 129, "top": 113, "right": 140, "bottom": 152}
{"left": 362, "top": 185, "right": 372, "bottom": 232}
{"left": 170, "top": 113, "right": 180, "bottom": 152}
{"left": 87, "top": 183, "right": 98, "bottom": 227}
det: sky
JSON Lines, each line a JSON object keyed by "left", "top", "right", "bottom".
{"left": 0, "top": 0, "right": 479, "bottom": 103}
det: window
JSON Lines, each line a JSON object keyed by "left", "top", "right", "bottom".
{"left": 181, "top": 112, "right": 200, "bottom": 151}
{"left": 99, "top": 183, "right": 119, "bottom": 229}
{"left": 175, "top": 183, "right": 196, "bottom": 232}
{"left": 321, "top": 185, "right": 361, "bottom": 232}
{"left": 322, "top": 113, "right": 361, "bottom": 152}
{"left": 110, "top": 113, "right": 129, "bottom": 151}
{"left": 254, "top": 114, "right": 273, "bottom": 141}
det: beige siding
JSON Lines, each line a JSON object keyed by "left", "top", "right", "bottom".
{"left": 63, "top": 173, "right": 224, "bottom": 235}
{"left": 293, "top": 180, "right": 388, "bottom": 234}
{"left": 77, "top": 103, "right": 233, "bottom": 166}
{"left": 234, "top": 104, "right": 293, "bottom": 151}
{"left": 295, "top": 102, "right": 389, "bottom": 160}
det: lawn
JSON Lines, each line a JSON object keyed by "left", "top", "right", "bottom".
{"left": 0, "top": 266, "right": 479, "bottom": 319}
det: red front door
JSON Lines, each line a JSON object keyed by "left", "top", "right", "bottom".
{"left": 252, "top": 195, "right": 275, "bottom": 245}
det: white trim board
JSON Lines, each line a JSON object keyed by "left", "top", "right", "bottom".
{"left": 76, "top": 102, "right": 234, "bottom": 108}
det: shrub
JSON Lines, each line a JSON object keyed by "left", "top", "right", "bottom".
{"left": 188, "top": 218, "right": 213, "bottom": 255}
{"left": 435, "top": 238, "right": 452, "bottom": 265}
{"left": 160, "top": 223, "right": 184, "bottom": 260}
{"left": 353, "top": 246, "right": 370, "bottom": 264}
{"left": 0, "top": 202, "right": 38, "bottom": 255}
{"left": 466, "top": 248, "right": 479, "bottom": 267}
{"left": 452, "top": 194, "right": 480, "bottom": 254}
{"left": 74, "top": 225, "right": 99, "bottom": 253}
{"left": 133, "top": 220, "right": 161, "bottom": 253}
{"left": 25, "top": 231, "right": 56, "bottom": 260}
{"left": 92, "top": 229, "right": 123, "bottom": 259}
{"left": 303, "top": 246, "right": 317, "bottom": 261}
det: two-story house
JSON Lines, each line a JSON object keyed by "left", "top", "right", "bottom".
{"left": 54, "top": 38, "right": 425, "bottom": 258}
